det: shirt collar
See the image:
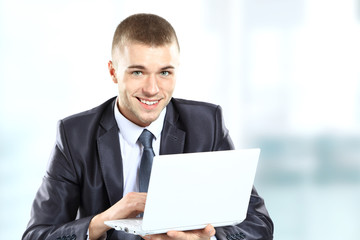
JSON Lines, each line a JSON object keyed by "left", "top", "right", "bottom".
{"left": 113, "top": 98, "right": 166, "bottom": 146}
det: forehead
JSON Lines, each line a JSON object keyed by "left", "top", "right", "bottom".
{"left": 117, "top": 42, "right": 180, "bottom": 67}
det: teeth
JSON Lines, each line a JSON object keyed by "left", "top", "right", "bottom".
{"left": 140, "top": 99, "right": 158, "bottom": 105}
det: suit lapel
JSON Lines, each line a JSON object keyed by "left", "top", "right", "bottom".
{"left": 96, "top": 98, "right": 185, "bottom": 206}
{"left": 97, "top": 99, "right": 124, "bottom": 206}
{"left": 160, "top": 100, "right": 186, "bottom": 155}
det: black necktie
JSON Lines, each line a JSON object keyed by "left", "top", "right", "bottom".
{"left": 138, "top": 129, "right": 155, "bottom": 193}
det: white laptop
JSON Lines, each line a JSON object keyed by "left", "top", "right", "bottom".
{"left": 105, "top": 148, "right": 260, "bottom": 236}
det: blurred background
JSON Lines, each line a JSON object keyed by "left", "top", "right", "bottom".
{"left": 1, "top": 0, "right": 360, "bottom": 239}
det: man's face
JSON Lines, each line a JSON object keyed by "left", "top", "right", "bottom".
{"left": 109, "top": 42, "right": 179, "bottom": 127}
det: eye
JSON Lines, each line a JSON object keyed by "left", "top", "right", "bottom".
{"left": 132, "top": 71, "right": 143, "bottom": 76}
{"left": 160, "top": 71, "right": 170, "bottom": 76}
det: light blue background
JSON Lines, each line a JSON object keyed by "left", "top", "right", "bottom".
{"left": 1, "top": 0, "right": 360, "bottom": 239}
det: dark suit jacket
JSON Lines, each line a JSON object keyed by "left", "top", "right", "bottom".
{"left": 23, "top": 97, "right": 273, "bottom": 240}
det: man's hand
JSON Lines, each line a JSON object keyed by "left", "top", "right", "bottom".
{"left": 89, "top": 192, "right": 147, "bottom": 239}
{"left": 142, "top": 224, "right": 216, "bottom": 240}
{"left": 103, "top": 192, "right": 147, "bottom": 219}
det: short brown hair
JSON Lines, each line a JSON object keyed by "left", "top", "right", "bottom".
{"left": 111, "top": 13, "right": 180, "bottom": 62}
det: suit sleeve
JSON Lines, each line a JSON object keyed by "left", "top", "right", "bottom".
{"left": 213, "top": 106, "right": 274, "bottom": 240}
{"left": 22, "top": 121, "right": 91, "bottom": 240}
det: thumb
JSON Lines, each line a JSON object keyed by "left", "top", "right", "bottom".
{"left": 203, "top": 224, "right": 216, "bottom": 237}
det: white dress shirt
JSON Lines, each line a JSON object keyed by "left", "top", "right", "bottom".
{"left": 113, "top": 100, "right": 166, "bottom": 196}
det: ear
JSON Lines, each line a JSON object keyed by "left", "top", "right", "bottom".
{"left": 108, "top": 60, "right": 118, "bottom": 83}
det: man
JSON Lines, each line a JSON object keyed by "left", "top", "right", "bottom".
{"left": 23, "top": 13, "right": 273, "bottom": 240}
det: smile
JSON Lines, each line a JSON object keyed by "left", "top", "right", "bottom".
{"left": 138, "top": 98, "right": 159, "bottom": 106}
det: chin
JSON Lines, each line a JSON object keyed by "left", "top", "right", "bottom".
{"left": 139, "top": 115, "right": 160, "bottom": 126}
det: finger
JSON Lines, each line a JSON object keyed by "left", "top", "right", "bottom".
{"left": 167, "top": 225, "right": 216, "bottom": 240}
{"left": 106, "top": 192, "right": 148, "bottom": 219}
{"left": 125, "top": 192, "right": 147, "bottom": 201}
{"left": 143, "top": 233, "right": 170, "bottom": 240}
{"left": 203, "top": 224, "right": 216, "bottom": 237}
{"left": 166, "top": 230, "right": 182, "bottom": 239}
{"left": 124, "top": 192, "right": 147, "bottom": 208}
{"left": 167, "top": 229, "right": 195, "bottom": 239}
{"left": 144, "top": 225, "right": 216, "bottom": 240}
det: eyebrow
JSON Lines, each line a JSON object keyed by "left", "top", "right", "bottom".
{"left": 127, "top": 65, "right": 146, "bottom": 70}
{"left": 127, "top": 65, "right": 175, "bottom": 70}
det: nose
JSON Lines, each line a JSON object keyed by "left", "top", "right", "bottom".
{"left": 143, "top": 74, "right": 159, "bottom": 96}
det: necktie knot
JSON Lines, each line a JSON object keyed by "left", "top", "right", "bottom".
{"left": 138, "top": 129, "right": 154, "bottom": 149}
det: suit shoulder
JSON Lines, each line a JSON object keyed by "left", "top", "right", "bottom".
{"left": 171, "top": 98, "right": 219, "bottom": 112}
{"left": 167, "top": 98, "right": 232, "bottom": 151}
{"left": 169, "top": 98, "right": 223, "bottom": 127}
